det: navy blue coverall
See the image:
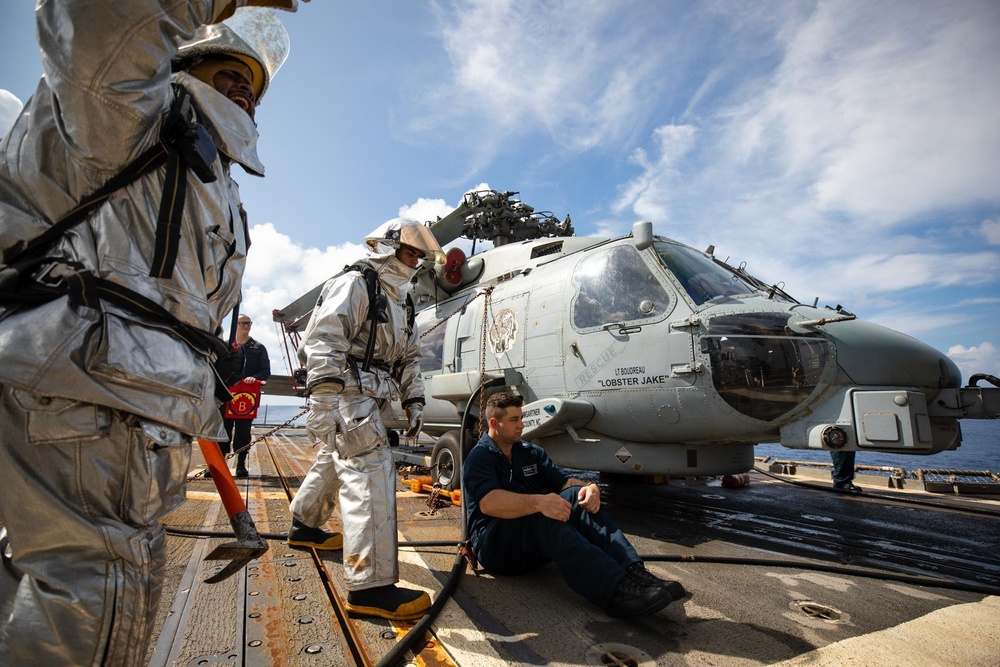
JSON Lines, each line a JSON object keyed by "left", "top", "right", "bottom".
{"left": 463, "top": 433, "right": 642, "bottom": 610}
{"left": 831, "top": 449, "right": 857, "bottom": 487}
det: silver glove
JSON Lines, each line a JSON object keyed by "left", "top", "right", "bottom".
{"left": 306, "top": 393, "right": 348, "bottom": 447}
{"left": 405, "top": 404, "right": 423, "bottom": 445}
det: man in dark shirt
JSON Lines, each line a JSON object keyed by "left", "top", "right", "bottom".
{"left": 462, "top": 391, "right": 687, "bottom": 618}
{"left": 221, "top": 314, "right": 271, "bottom": 477}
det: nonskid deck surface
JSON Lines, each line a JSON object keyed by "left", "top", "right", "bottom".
{"left": 145, "top": 427, "right": 1000, "bottom": 666}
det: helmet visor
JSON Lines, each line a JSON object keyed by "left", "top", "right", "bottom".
{"left": 398, "top": 224, "right": 446, "bottom": 264}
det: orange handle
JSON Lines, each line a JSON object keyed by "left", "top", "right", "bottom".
{"left": 197, "top": 438, "right": 248, "bottom": 519}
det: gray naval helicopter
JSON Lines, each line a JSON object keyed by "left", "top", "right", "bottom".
{"left": 273, "top": 189, "right": 1000, "bottom": 489}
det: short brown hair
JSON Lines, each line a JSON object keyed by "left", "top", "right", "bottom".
{"left": 486, "top": 391, "right": 523, "bottom": 422}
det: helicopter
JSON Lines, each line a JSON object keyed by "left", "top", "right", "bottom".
{"left": 273, "top": 189, "right": 1000, "bottom": 489}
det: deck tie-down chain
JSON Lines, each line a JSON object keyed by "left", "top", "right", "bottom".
{"left": 190, "top": 407, "right": 308, "bottom": 480}
{"left": 425, "top": 484, "right": 448, "bottom": 514}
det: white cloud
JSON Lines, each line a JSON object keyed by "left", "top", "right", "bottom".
{"left": 239, "top": 223, "right": 366, "bottom": 375}
{"left": 412, "top": 0, "right": 672, "bottom": 160}
{"left": 982, "top": 218, "right": 1000, "bottom": 245}
{"left": 867, "top": 311, "right": 970, "bottom": 340}
{"left": 947, "top": 341, "right": 1000, "bottom": 383}
{"left": 244, "top": 223, "right": 364, "bottom": 295}
{"left": 616, "top": 2, "right": 1000, "bottom": 231}
{"left": 0, "top": 89, "right": 24, "bottom": 138}
{"left": 613, "top": 124, "right": 698, "bottom": 223}
{"left": 806, "top": 251, "right": 1000, "bottom": 295}
{"left": 732, "top": 0, "right": 1000, "bottom": 224}
{"left": 399, "top": 197, "right": 454, "bottom": 224}
{"left": 955, "top": 296, "right": 1000, "bottom": 308}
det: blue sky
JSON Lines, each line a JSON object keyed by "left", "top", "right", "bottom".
{"left": 2, "top": 0, "right": 998, "bottom": 393}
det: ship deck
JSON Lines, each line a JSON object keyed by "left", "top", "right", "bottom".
{"left": 141, "top": 427, "right": 1000, "bottom": 666}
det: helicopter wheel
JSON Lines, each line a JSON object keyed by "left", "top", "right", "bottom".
{"left": 431, "top": 430, "right": 463, "bottom": 491}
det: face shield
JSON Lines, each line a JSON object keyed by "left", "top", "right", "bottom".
{"left": 364, "top": 218, "right": 446, "bottom": 264}
{"left": 174, "top": 8, "right": 290, "bottom": 104}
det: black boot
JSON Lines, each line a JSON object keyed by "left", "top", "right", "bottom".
{"left": 235, "top": 451, "right": 249, "bottom": 478}
{"left": 833, "top": 482, "right": 863, "bottom": 493}
{"left": 346, "top": 584, "right": 431, "bottom": 621}
{"left": 627, "top": 562, "right": 688, "bottom": 601}
{"left": 287, "top": 518, "right": 343, "bottom": 550}
{"left": 606, "top": 570, "right": 674, "bottom": 618}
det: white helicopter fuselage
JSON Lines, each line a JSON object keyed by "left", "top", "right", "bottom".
{"left": 381, "top": 229, "right": 993, "bottom": 478}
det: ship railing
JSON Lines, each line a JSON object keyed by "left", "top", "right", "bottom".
{"left": 754, "top": 456, "right": 999, "bottom": 494}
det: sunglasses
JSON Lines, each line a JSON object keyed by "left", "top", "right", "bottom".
{"left": 238, "top": 321, "right": 253, "bottom": 326}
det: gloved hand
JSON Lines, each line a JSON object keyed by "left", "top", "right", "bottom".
{"left": 306, "top": 385, "right": 347, "bottom": 448}
{"left": 405, "top": 404, "right": 424, "bottom": 445}
{"left": 216, "top": 0, "right": 307, "bottom": 22}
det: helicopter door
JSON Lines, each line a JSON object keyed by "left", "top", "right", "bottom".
{"left": 455, "top": 293, "right": 482, "bottom": 373}
{"left": 430, "top": 292, "right": 472, "bottom": 375}
{"left": 483, "top": 291, "right": 529, "bottom": 371}
{"left": 522, "top": 271, "right": 568, "bottom": 397}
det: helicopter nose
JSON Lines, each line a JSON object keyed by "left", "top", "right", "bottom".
{"left": 827, "top": 318, "right": 961, "bottom": 390}
{"left": 781, "top": 316, "right": 965, "bottom": 454}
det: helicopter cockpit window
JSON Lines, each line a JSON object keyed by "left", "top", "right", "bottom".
{"left": 571, "top": 244, "right": 671, "bottom": 330}
{"left": 653, "top": 241, "right": 757, "bottom": 306}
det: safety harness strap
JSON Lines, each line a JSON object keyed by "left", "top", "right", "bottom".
{"left": 345, "top": 263, "right": 384, "bottom": 373}
{"left": 69, "top": 269, "right": 234, "bottom": 400}
{"left": 4, "top": 142, "right": 170, "bottom": 268}
{"left": 343, "top": 262, "right": 417, "bottom": 374}
{"left": 67, "top": 275, "right": 227, "bottom": 359}
{"left": 3, "top": 84, "right": 215, "bottom": 282}
{"left": 149, "top": 147, "right": 188, "bottom": 278}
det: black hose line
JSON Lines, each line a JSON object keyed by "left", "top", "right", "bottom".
{"left": 967, "top": 373, "right": 1000, "bottom": 387}
{"left": 374, "top": 376, "right": 506, "bottom": 667}
{"left": 641, "top": 554, "right": 1000, "bottom": 596}
{"left": 162, "top": 525, "right": 460, "bottom": 549}
{"left": 376, "top": 550, "right": 466, "bottom": 667}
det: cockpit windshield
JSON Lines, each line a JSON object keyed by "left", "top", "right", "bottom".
{"left": 653, "top": 240, "right": 760, "bottom": 306}
{"left": 571, "top": 244, "right": 671, "bottom": 330}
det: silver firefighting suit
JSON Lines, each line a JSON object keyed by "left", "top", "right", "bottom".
{"left": 290, "top": 254, "right": 425, "bottom": 591}
{"left": 0, "top": 2, "right": 276, "bottom": 664}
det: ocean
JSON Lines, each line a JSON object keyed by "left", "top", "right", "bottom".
{"left": 753, "top": 418, "right": 998, "bottom": 472}
{"left": 255, "top": 402, "right": 310, "bottom": 428}
{"left": 254, "top": 402, "right": 998, "bottom": 472}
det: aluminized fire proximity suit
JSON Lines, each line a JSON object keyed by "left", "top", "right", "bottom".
{"left": 290, "top": 253, "right": 425, "bottom": 591}
{"left": 0, "top": 2, "right": 292, "bottom": 664}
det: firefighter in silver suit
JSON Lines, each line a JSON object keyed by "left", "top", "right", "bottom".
{"left": 0, "top": 2, "right": 299, "bottom": 664}
{"left": 288, "top": 218, "right": 444, "bottom": 621}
